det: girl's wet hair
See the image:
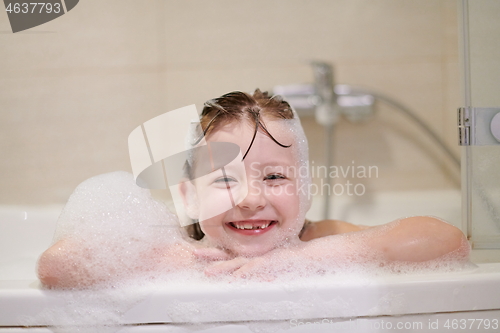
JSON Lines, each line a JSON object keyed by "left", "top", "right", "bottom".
{"left": 200, "top": 89, "right": 294, "bottom": 135}
{"left": 186, "top": 89, "right": 296, "bottom": 240}
{"left": 195, "top": 89, "right": 294, "bottom": 157}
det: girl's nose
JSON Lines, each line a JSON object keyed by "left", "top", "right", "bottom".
{"left": 237, "top": 181, "right": 266, "bottom": 211}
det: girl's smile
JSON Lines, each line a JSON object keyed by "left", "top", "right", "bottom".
{"left": 226, "top": 220, "right": 278, "bottom": 234}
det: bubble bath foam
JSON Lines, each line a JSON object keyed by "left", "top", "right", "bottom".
{"left": 2, "top": 173, "right": 500, "bottom": 332}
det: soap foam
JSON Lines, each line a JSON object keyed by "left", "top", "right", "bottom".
{"left": 45, "top": 171, "right": 191, "bottom": 289}
{"left": 31, "top": 171, "right": 208, "bottom": 332}
{"left": 32, "top": 172, "right": 474, "bottom": 333}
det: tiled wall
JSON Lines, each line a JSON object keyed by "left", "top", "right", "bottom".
{"left": 0, "top": 0, "right": 461, "bottom": 205}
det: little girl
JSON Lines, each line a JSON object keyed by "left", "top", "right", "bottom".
{"left": 37, "top": 90, "right": 470, "bottom": 287}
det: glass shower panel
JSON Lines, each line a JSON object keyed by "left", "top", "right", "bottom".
{"left": 467, "top": 146, "right": 500, "bottom": 248}
{"left": 462, "top": 0, "right": 500, "bottom": 249}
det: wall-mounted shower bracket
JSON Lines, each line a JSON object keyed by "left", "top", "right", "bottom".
{"left": 458, "top": 107, "right": 500, "bottom": 146}
{"left": 458, "top": 107, "right": 471, "bottom": 146}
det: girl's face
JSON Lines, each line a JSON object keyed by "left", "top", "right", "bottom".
{"left": 191, "top": 119, "right": 303, "bottom": 257}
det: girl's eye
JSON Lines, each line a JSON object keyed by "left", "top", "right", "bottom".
{"left": 264, "top": 173, "right": 286, "bottom": 181}
{"left": 214, "top": 177, "right": 237, "bottom": 184}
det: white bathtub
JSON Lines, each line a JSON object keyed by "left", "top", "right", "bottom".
{"left": 1, "top": 190, "right": 500, "bottom": 333}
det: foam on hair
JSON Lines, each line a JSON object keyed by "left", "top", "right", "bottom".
{"left": 283, "top": 116, "right": 313, "bottom": 216}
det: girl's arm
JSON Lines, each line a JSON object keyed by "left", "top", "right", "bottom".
{"left": 301, "top": 216, "right": 469, "bottom": 263}
{"left": 37, "top": 238, "right": 197, "bottom": 288}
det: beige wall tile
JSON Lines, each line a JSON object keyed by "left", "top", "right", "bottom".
{"left": 164, "top": 65, "right": 313, "bottom": 111}
{"left": 337, "top": 61, "right": 446, "bottom": 135}
{"left": 0, "top": 0, "right": 165, "bottom": 72}
{"left": 443, "top": 60, "right": 461, "bottom": 156}
{"left": 443, "top": 0, "right": 460, "bottom": 58}
{"left": 163, "top": 0, "right": 445, "bottom": 67}
{"left": 0, "top": 71, "right": 166, "bottom": 204}
{"left": 0, "top": 0, "right": 464, "bottom": 205}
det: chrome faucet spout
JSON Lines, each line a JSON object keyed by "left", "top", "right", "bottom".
{"left": 311, "top": 61, "right": 339, "bottom": 126}
{"left": 311, "top": 61, "right": 337, "bottom": 219}
{"left": 311, "top": 61, "right": 335, "bottom": 102}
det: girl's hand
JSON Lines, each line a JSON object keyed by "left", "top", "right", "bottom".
{"left": 204, "top": 257, "right": 251, "bottom": 277}
{"left": 193, "top": 247, "right": 259, "bottom": 280}
{"left": 201, "top": 247, "right": 301, "bottom": 282}
{"left": 227, "top": 256, "right": 281, "bottom": 281}
{"left": 195, "top": 246, "right": 270, "bottom": 279}
{"left": 193, "top": 247, "right": 233, "bottom": 262}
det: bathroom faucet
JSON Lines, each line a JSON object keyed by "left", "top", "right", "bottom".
{"left": 310, "top": 62, "right": 337, "bottom": 219}
{"left": 311, "top": 61, "right": 339, "bottom": 127}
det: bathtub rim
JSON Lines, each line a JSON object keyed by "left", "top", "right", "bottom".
{"left": 1, "top": 262, "right": 500, "bottom": 327}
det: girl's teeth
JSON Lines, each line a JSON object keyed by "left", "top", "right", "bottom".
{"left": 233, "top": 222, "right": 272, "bottom": 230}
